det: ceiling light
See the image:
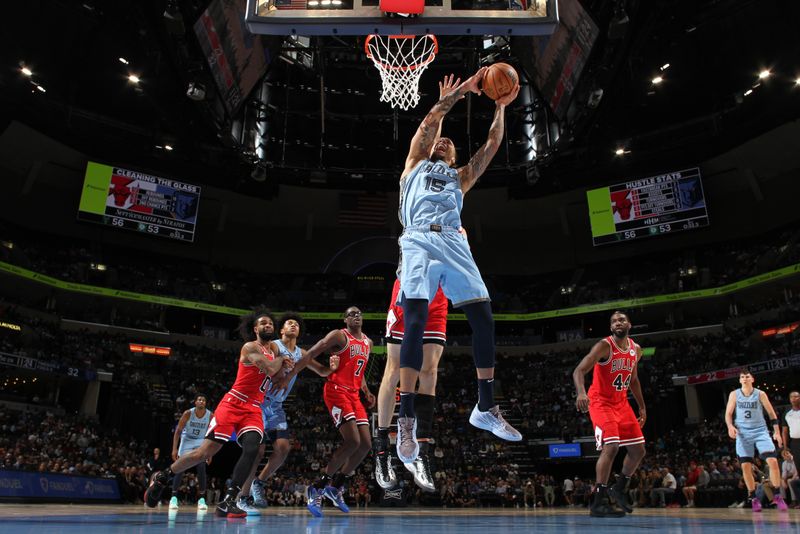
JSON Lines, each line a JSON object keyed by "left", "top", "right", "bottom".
{"left": 758, "top": 69, "right": 770, "bottom": 79}
{"left": 615, "top": 148, "right": 625, "bottom": 156}
{"left": 21, "top": 66, "right": 33, "bottom": 77}
{"left": 35, "top": 85, "right": 46, "bottom": 93}
{"left": 795, "top": 77, "right": 800, "bottom": 86}
{"left": 332, "top": 0, "right": 343, "bottom": 4}
{"left": 164, "top": 144, "right": 174, "bottom": 151}
{"left": 308, "top": 0, "right": 319, "bottom": 5}
{"left": 744, "top": 89, "right": 753, "bottom": 96}
{"left": 118, "top": 57, "right": 129, "bottom": 65}
{"left": 660, "top": 63, "right": 670, "bottom": 71}
{"left": 128, "top": 74, "right": 140, "bottom": 84}
{"left": 321, "top": 0, "right": 332, "bottom": 5}
{"left": 651, "top": 76, "right": 663, "bottom": 85}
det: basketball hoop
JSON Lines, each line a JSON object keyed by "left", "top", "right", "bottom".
{"left": 365, "top": 34, "right": 438, "bottom": 111}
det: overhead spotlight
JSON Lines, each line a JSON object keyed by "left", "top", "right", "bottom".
{"left": 21, "top": 66, "right": 33, "bottom": 77}
{"left": 164, "top": 144, "right": 174, "bottom": 151}
{"left": 660, "top": 63, "right": 670, "bottom": 71}
{"left": 321, "top": 0, "right": 332, "bottom": 5}
{"left": 332, "top": 0, "right": 343, "bottom": 4}
{"left": 744, "top": 89, "right": 753, "bottom": 96}
{"left": 758, "top": 69, "right": 771, "bottom": 80}
{"left": 118, "top": 57, "right": 129, "bottom": 65}
{"left": 128, "top": 74, "right": 140, "bottom": 84}
{"left": 651, "top": 76, "right": 663, "bottom": 85}
{"left": 35, "top": 85, "right": 46, "bottom": 93}
{"left": 308, "top": 0, "right": 319, "bottom": 5}
{"left": 795, "top": 77, "right": 800, "bottom": 86}
{"left": 614, "top": 147, "right": 626, "bottom": 156}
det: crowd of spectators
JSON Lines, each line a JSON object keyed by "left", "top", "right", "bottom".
{"left": 2, "top": 223, "right": 798, "bottom": 318}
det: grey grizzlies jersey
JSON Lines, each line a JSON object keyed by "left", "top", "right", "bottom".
{"left": 735, "top": 388, "right": 766, "bottom": 431}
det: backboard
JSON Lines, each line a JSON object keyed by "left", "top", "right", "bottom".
{"left": 245, "top": 0, "right": 558, "bottom": 36}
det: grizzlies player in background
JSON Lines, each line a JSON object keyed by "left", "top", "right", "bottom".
{"left": 725, "top": 369, "right": 788, "bottom": 511}
{"left": 394, "top": 66, "right": 522, "bottom": 464}
{"left": 243, "top": 314, "right": 339, "bottom": 511}
{"left": 169, "top": 394, "right": 212, "bottom": 510}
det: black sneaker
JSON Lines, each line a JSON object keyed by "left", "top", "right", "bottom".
{"left": 144, "top": 470, "right": 169, "bottom": 508}
{"left": 608, "top": 485, "right": 633, "bottom": 513}
{"left": 590, "top": 492, "right": 626, "bottom": 518}
{"left": 216, "top": 496, "right": 247, "bottom": 518}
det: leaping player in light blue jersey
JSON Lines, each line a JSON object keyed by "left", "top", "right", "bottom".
{"left": 394, "top": 67, "right": 522, "bottom": 464}
{"left": 725, "top": 368, "right": 787, "bottom": 512}
{"left": 241, "top": 313, "right": 339, "bottom": 512}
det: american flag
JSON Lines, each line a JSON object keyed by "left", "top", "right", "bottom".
{"left": 274, "top": 0, "right": 307, "bottom": 9}
{"left": 338, "top": 193, "right": 388, "bottom": 227}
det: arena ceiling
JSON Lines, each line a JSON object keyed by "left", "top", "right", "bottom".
{"left": 1, "top": 0, "right": 798, "bottom": 196}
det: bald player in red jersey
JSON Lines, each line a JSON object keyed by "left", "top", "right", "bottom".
{"left": 573, "top": 311, "right": 646, "bottom": 518}
{"left": 274, "top": 305, "right": 375, "bottom": 517}
{"left": 145, "top": 308, "right": 293, "bottom": 518}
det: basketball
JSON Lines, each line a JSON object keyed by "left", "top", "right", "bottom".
{"left": 481, "top": 63, "right": 519, "bottom": 101}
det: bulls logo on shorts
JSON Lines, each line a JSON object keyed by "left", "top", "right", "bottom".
{"left": 331, "top": 406, "right": 343, "bottom": 426}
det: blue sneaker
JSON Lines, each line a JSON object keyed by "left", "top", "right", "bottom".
{"left": 323, "top": 485, "right": 350, "bottom": 513}
{"left": 250, "top": 479, "right": 268, "bottom": 508}
{"left": 307, "top": 487, "right": 324, "bottom": 517}
{"left": 236, "top": 496, "right": 261, "bottom": 516}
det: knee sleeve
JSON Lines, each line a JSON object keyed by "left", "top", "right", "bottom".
{"left": 399, "top": 298, "right": 428, "bottom": 372}
{"left": 196, "top": 461, "right": 207, "bottom": 493}
{"left": 232, "top": 432, "right": 261, "bottom": 487}
{"left": 172, "top": 471, "right": 183, "bottom": 492}
{"left": 461, "top": 301, "right": 495, "bottom": 369}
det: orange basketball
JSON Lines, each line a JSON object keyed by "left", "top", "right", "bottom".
{"left": 481, "top": 63, "right": 518, "bottom": 101}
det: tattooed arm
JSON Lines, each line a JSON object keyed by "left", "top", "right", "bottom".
{"left": 402, "top": 68, "right": 487, "bottom": 179}
{"left": 457, "top": 83, "right": 520, "bottom": 195}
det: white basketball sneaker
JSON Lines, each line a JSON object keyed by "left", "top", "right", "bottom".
{"left": 469, "top": 404, "right": 522, "bottom": 441}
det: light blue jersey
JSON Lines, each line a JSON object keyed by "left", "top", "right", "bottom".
{"left": 734, "top": 387, "right": 776, "bottom": 459}
{"left": 399, "top": 159, "right": 463, "bottom": 229}
{"left": 735, "top": 388, "right": 766, "bottom": 430}
{"left": 397, "top": 159, "right": 490, "bottom": 307}
{"left": 178, "top": 407, "right": 210, "bottom": 456}
{"left": 265, "top": 339, "right": 303, "bottom": 404}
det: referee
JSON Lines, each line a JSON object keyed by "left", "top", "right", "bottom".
{"left": 782, "top": 391, "right": 800, "bottom": 460}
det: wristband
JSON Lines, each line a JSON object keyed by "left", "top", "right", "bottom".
{"left": 770, "top": 419, "right": 779, "bottom": 427}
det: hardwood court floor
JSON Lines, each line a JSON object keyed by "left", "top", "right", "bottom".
{"left": 0, "top": 504, "right": 797, "bottom": 533}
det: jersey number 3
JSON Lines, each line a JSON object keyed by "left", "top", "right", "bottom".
{"left": 613, "top": 373, "right": 632, "bottom": 391}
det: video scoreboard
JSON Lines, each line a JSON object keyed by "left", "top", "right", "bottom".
{"left": 587, "top": 167, "right": 709, "bottom": 246}
{"left": 77, "top": 162, "right": 201, "bottom": 242}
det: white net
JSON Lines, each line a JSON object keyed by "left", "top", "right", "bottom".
{"left": 365, "top": 34, "right": 438, "bottom": 111}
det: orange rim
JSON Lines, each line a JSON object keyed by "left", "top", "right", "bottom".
{"left": 364, "top": 34, "right": 438, "bottom": 71}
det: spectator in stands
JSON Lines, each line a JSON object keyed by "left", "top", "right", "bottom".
{"left": 780, "top": 449, "right": 800, "bottom": 505}
{"left": 651, "top": 467, "right": 677, "bottom": 507}
{"left": 682, "top": 460, "right": 702, "bottom": 507}
{"left": 523, "top": 480, "right": 535, "bottom": 508}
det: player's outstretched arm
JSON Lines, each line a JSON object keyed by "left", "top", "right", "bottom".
{"left": 272, "top": 330, "right": 346, "bottom": 392}
{"left": 403, "top": 68, "right": 487, "bottom": 179}
{"left": 171, "top": 410, "right": 191, "bottom": 461}
{"left": 457, "top": 83, "right": 519, "bottom": 195}
{"left": 725, "top": 391, "right": 738, "bottom": 439}
{"left": 307, "top": 352, "right": 338, "bottom": 377}
{"left": 572, "top": 340, "right": 608, "bottom": 413}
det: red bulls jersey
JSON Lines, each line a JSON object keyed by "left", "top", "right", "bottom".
{"left": 228, "top": 342, "right": 274, "bottom": 406}
{"left": 328, "top": 329, "right": 371, "bottom": 392}
{"left": 588, "top": 336, "right": 639, "bottom": 405}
